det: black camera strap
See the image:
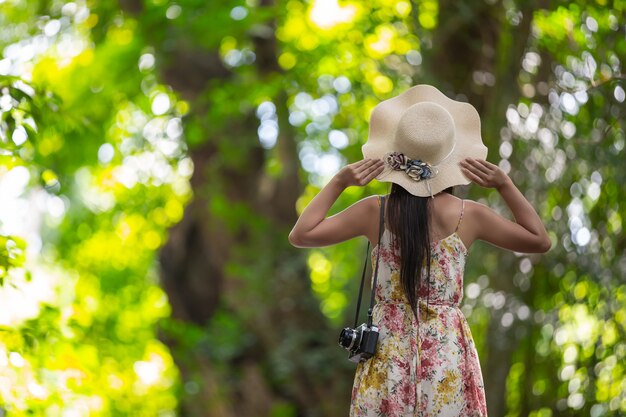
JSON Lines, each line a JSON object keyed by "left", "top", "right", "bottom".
{"left": 353, "top": 195, "right": 385, "bottom": 329}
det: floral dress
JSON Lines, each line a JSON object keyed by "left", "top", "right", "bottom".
{"left": 350, "top": 198, "right": 488, "bottom": 417}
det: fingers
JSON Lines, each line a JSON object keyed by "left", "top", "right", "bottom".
{"left": 364, "top": 159, "right": 384, "bottom": 182}
{"left": 356, "top": 158, "right": 382, "bottom": 169}
{"left": 459, "top": 158, "right": 507, "bottom": 189}
{"left": 463, "top": 158, "right": 491, "bottom": 176}
{"left": 459, "top": 165, "right": 485, "bottom": 186}
{"left": 350, "top": 158, "right": 383, "bottom": 185}
{"left": 459, "top": 158, "right": 490, "bottom": 186}
{"left": 362, "top": 165, "right": 384, "bottom": 184}
{"left": 475, "top": 158, "right": 498, "bottom": 172}
{"left": 355, "top": 158, "right": 383, "bottom": 175}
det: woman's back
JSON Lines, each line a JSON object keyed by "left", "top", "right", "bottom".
{"left": 372, "top": 194, "right": 468, "bottom": 305}
{"left": 351, "top": 194, "right": 488, "bottom": 416}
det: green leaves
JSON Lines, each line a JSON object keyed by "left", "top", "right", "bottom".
{"left": 0, "top": 234, "right": 27, "bottom": 287}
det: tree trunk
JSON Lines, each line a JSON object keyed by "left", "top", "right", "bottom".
{"left": 150, "top": 2, "right": 355, "bottom": 416}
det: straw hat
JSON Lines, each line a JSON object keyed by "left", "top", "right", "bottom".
{"left": 362, "top": 84, "right": 488, "bottom": 197}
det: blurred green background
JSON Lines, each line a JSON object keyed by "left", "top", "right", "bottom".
{"left": 0, "top": 0, "right": 624, "bottom": 416}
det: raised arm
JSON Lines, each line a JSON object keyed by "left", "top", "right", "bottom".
{"left": 459, "top": 158, "right": 551, "bottom": 253}
{"left": 288, "top": 158, "right": 384, "bottom": 248}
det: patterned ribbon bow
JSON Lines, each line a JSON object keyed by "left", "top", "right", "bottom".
{"left": 383, "top": 151, "right": 439, "bottom": 197}
{"left": 384, "top": 151, "right": 438, "bottom": 181}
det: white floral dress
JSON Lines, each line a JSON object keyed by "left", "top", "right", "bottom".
{"left": 350, "top": 198, "right": 488, "bottom": 417}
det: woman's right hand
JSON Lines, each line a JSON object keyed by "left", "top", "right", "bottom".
{"left": 457, "top": 157, "right": 551, "bottom": 253}
{"left": 458, "top": 158, "right": 510, "bottom": 190}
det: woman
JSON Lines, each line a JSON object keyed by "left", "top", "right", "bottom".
{"left": 288, "top": 85, "right": 551, "bottom": 416}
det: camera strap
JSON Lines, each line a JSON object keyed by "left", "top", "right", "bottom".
{"left": 353, "top": 194, "right": 385, "bottom": 329}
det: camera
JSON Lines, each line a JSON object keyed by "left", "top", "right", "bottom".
{"left": 338, "top": 322, "right": 379, "bottom": 363}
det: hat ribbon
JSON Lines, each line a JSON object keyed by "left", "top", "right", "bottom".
{"left": 381, "top": 143, "right": 457, "bottom": 198}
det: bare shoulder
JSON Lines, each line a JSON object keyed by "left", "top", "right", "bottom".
{"left": 348, "top": 194, "right": 381, "bottom": 219}
{"left": 463, "top": 199, "right": 504, "bottom": 226}
{"left": 460, "top": 199, "right": 550, "bottom": 253}
{"left": 455, "top": 199, "right": 489, "bottom": 247}
{"left": 462, "top": 199, "right": 489, "bottom": 215}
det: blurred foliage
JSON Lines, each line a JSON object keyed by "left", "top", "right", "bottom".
{"left": 0, "top": 0, "right": 191, "bottom": 414}
{"left": 0, "top": 0, "right": 624, "bottom": 416}
{"left": 493, "top": 4, "right": 625, "bottom": 415}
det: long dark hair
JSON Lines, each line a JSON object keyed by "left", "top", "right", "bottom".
{"left": 385, "top": 183, "right": 454, "bottom": 322}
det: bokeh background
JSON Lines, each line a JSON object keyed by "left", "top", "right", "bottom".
{"left": 0, "top": 0, "right": 624, "bottom": 416}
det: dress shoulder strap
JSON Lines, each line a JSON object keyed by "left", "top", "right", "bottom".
{"left": 454, "top": 199, "right": 465, "bottom": 233}
{"left": 377, "top": 195, "right": 388, "bottom": 233}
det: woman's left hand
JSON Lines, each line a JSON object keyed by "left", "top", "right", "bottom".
{"left": 334, "top": 158, "right": 385, "bottom": 188}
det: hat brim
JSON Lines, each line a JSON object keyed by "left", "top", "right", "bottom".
{"left": 362, "top": 84, "right": 488, "bottom": 196}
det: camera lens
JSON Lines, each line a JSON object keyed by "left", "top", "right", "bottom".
{"left": 338, "top": 327, "right": 359, "bottom": 350}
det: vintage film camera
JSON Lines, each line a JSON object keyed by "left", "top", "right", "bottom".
{"left": 338, "top": 322, "right": 379, "bottom": 363}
